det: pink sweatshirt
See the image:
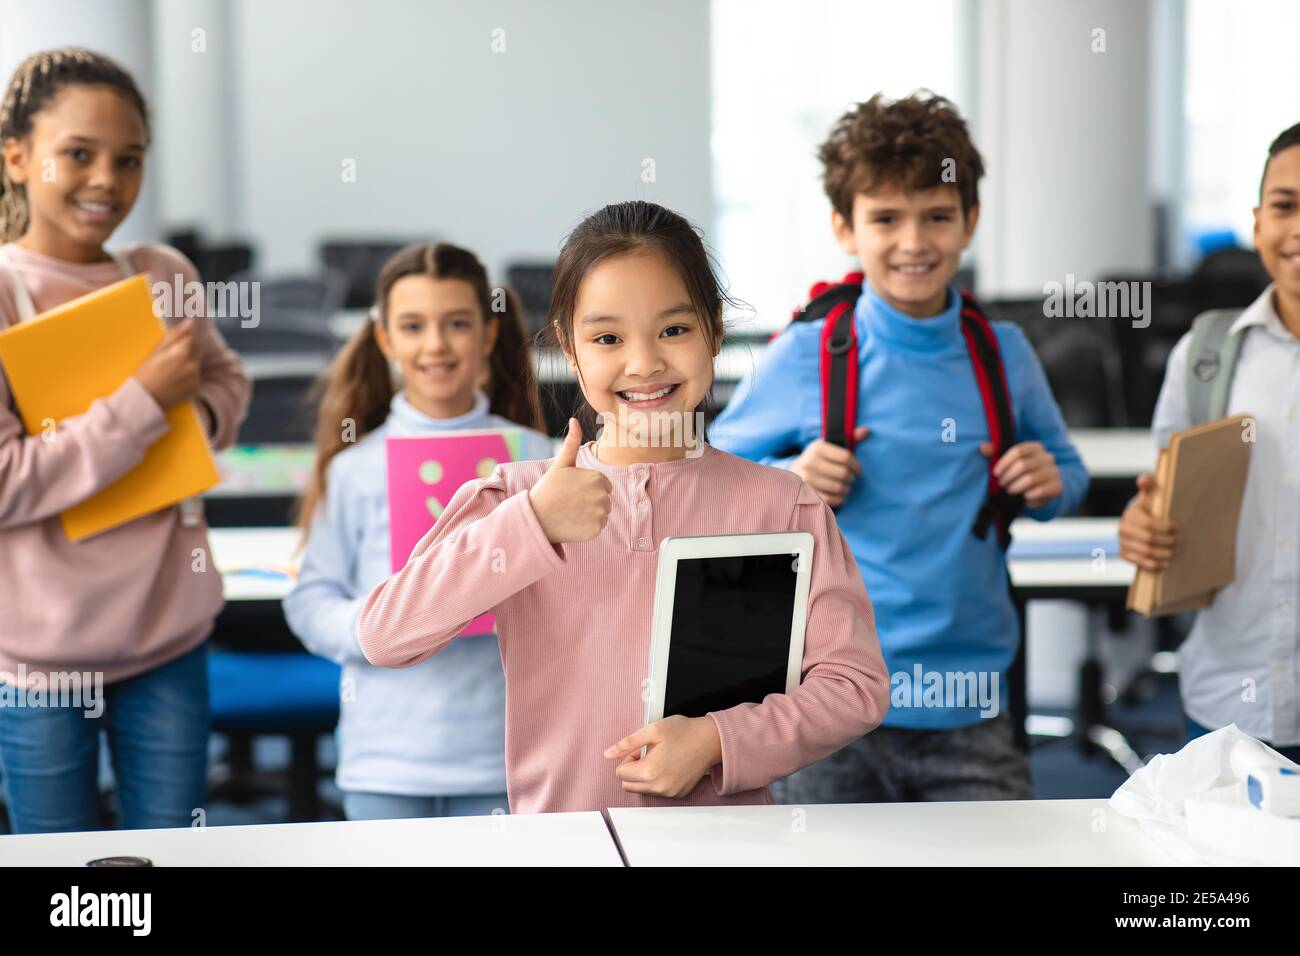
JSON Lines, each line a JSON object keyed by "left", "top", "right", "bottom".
{"left": 0, "top": 242, "right": 251, "bottom": 687}
{"left": 357, "top": 441, "right": 890, "bottom": 814}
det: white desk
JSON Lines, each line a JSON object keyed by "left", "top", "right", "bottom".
{"left": 1071, "top": 428, "right": 1154, "bottom": 481}
{"left": 0, "top": 811, "right": 622, "bottom": 867}
{"left": 212, "top": 526, "right": 302, "bottom": 601}
{"left": 1008, "top": 516, "right": 1133, "bottom": 594}
{"left": 207, "top": 431, "right": 1153, "bottom": 499}
{"left": 608, "top": 798, "right": 1173, "bottom": 866}
{"left": 209, "top": 444, "right": 313, "bottom": 499}
{"left": 211, "top": 518, "right": 1133, "bottom": 604}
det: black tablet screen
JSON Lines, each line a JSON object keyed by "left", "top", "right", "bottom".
{"left": 662, "top": 552, "right": 801, "bottom": 719}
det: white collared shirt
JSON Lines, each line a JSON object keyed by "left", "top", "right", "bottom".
{"left": 1153, "top": 284, "right": 1300, "bottom": 745}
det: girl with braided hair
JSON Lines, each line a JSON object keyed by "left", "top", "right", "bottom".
{"left": 0, "top": 48, "right": 250, "bottom": 833}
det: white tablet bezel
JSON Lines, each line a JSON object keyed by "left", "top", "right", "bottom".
{"left": 643, "top": 531, "right": 815, "bottom": 726}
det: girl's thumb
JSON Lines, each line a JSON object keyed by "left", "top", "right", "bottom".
{"left": 550, "top": 418, "right": 580, "bottom": 470}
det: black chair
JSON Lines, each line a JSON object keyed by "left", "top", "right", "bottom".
{"left": 216, "top": 320, "right": 339, "bottom": 358}
{"left": 221, "top": 270, "right": 348, "bottom": 333}
{"left": 213, "top": 269, "right": 342, "bottom": 359}
{"left": 1103, "top": 276, "right": 1201, "bottom": 426}
{"left": 320, "top": 241, "right": 410, "bottom": 309}
{"left": 206, "top": 649, "right": 342, "bottom": 823}
{"left": 1188, "top": 246, "right": 1271, "bottom": 310}
{"left": 166, "top": 228, "right": 203, "bottom": 265}
{"left": 196, "top": 244, "right": 255, "bottom": 284}
{"left": 983, "top": 297, "right": 1127, "bottom": 428}
{"left": 236, "top": 363, "right": 326, "bottom": 444}
{"left": 507, "top": 262, "right": 556, "bottom": 336}
{"left": 163, "top": 228, "right": 255, "bottom": 284}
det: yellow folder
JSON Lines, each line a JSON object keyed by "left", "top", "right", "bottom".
{"left": 0, "top": 274, "right": 219, "bottom": 541}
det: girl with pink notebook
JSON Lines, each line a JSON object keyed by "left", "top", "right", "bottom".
{"left": 284, "top": 242, "right": 553, "bottom": 820}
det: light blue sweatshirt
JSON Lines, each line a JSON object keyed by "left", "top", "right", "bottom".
{"left": 710, "top": 282, "right": 1089, "bottom": 728}
{"left": 283, "top": 389, "right": 555, "bottom": 794}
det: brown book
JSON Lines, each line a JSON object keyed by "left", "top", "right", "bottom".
{"left": 1126, "top": 414, "right": 1252, "bottom": 617}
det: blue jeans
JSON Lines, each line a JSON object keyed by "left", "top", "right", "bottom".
{"left": 343, "top": 790, "right": 510, "bottom": 820}
{"left": 0, "top": 641, "right": 210, "bottom": 834}
{"left": 1186, "top": 716, "right": 1300, "bottom": 764}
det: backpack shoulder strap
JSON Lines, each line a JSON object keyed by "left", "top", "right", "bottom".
{"left": 1185, "top": 309, "right": 1245, "bottom": 425}
{"left": 818, "top": 298, "right": 858, "bottom": 450}
{"left": 959, "top": 291, "right": 1023, "bottom": 548}
{"left": 0, "top": 262, "right": 37, "bottom": 322}
{"left": 789, "top": 272, "right": 863, "bottom": 454}
{"left": 108, "top": 247, "right": 136, "bottom": 279}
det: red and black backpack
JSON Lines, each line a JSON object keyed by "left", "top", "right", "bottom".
{"left": 776, "top": 271, "right": 1024, "bottom": 547}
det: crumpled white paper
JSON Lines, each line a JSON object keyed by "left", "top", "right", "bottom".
{"left": 1109, "top": 724, "right": 1299, "bottom": 865}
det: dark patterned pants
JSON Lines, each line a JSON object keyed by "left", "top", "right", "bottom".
{"left": 772, "top": 711, "right": 1034, "bottom": 804}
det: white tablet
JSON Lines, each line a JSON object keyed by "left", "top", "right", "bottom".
{"left": 644, "top": 532, "right": 814, "bottom": 724}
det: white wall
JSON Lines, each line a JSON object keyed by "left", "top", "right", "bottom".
{"left": 152, "top": 0, "right": 235, "bottom": 239}
{"left": 161, "top": 0, "right": 714, "bottom": 281}
{"left": 0, "top": 0, "right": 159, "bottom": 244}
{"left": 972, "top": 0, "right": 1154, "bottom": 296}
{"left": 6, "top": 0, "right": 1164, "bottom": 297}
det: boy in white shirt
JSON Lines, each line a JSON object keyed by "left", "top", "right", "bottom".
{"left": 1120, "top": 122, "right": 1300, "bottom": 761}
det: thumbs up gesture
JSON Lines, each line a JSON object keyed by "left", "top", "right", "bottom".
{"left": 527, "top": 418, "right": 614, "bottom": 544}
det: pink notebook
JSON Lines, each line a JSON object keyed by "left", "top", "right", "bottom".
{"left": 386, "top": 429, "right": 525, "bottom": 636}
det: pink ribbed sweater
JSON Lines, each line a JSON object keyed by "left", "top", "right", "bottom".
{"left": 357, "top": 441, "right": 889, "bottom": 813}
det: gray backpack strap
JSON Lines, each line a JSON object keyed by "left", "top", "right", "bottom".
{"left": 108, "top": 247, "right": 136, "bottom": 278}
{"left": 0, "top": 263, "right": 38, "bottom": 321}
{"left": 1185, "top": 309, "right": 1245, "bottom": 425}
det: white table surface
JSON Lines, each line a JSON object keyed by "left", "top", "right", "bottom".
{"left": 608, "top": 798, "right": 1174, "bottom": 866}
{"left": 211, "top": 526, "right": 302, "bottom": 601}
{"left": 0, "top": 811, "right": 622, "bottom": 867}
{"left": 206, "top": 430, "right": 1155, "bottom": 501}
{"left": 1007, "top": 516, "right": 1134, "bottom": 590}
{"left": 1070, "top": 428, "right": 1155, "bottom": 480}
{"left": 208, "top": 443, "right": 313, "bottom": 498}
{"left": 211, "top": 518, "right": 1132, "bottom": 603}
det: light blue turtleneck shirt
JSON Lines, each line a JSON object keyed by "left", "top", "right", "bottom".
{"left": 283, "top": 389, "right": 555, "bottom": 794}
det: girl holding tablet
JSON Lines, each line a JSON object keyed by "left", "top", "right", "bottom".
{"left": 356, "top": 201, "right": 889, "bottom": 813}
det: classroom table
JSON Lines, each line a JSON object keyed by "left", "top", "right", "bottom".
{"left": 606, "top": 798, "right": 1175, "bottom": 866}
{"left": 0, "top": 811, "right": 623, "bottom": 867}
{"left": 0, "top": 800, "right": 1177, "bottom": 866}
{"left": 213, "top": 526, "right": 302, "bottom": 602}
{"left": 211, "top": 517, "right": 1134, "bottom": 605}
{"left": 1070, "top": 428, "right": 1155, "bottom": 482}
{"left": 205, "top": 444, "right": 314, "bottom": 527}
{"left": 210, "top": 444, "right": 314, "bottom": 499}
{"left": 1007, "top": 516, "right": 1133, "bottom": 600}
{"left": 206, "top": 432, "right": 1153, "bottom": 514}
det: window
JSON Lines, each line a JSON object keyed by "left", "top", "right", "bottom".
{"left": 710, "top": 0, "right": 967, "bottom": 331}
{"left": 1183, "top": 0, "right": 1300, "bottom": 254}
